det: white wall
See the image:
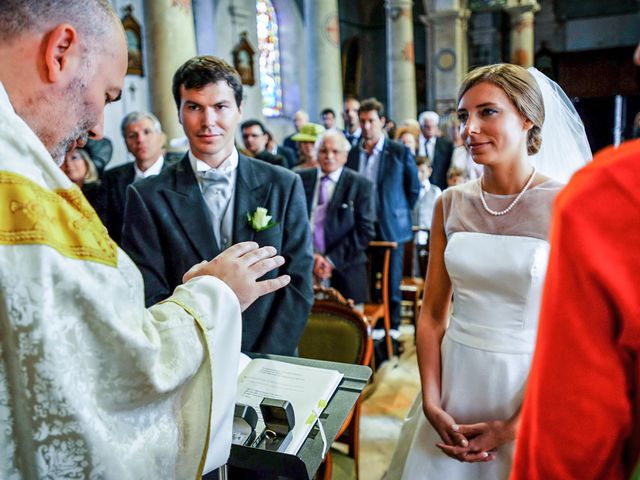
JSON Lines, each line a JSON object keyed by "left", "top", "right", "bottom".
{"left": 209, "top": 0, "right": 307, "bottom": 145}
{"left": 105, "top": 0, "right": 308, "bottom": 162}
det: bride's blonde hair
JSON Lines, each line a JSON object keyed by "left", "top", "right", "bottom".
{"left": 458, "top": 63, "right": 544, "bottom": 155}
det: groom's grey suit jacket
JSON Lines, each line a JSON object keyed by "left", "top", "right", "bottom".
{"left": 121, "top": 153, "right": 314, "bottom": 355}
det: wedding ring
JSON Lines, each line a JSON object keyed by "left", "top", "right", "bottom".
{"left": 264, "top": 429, "right": 277, "bottom": 441}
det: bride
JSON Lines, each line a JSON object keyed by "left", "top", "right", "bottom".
{"left": 389, "top": 63, "right": 591, "bottom": 479}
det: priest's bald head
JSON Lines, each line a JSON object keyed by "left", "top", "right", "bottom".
{"left": 0, "top": 1, "right": 127, "bottom": 163}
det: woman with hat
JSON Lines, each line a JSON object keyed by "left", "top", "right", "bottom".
{"left": 292, "top": 122, "right": 325, "bottom": 170}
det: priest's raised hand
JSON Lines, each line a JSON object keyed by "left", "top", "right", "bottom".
{"left": 182, "top": 241, "right": 291, "bottom": 311}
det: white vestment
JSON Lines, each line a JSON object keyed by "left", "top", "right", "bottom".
{"left": 0, "top": 83, "right": 242, "bottom": 479}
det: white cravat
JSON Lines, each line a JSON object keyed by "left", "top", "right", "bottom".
{"left": 190, "top": 149, "right": 239, "bottom": 250}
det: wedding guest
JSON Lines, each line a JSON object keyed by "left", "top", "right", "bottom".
{"left": 418, "top": 111, "right": 453, "bottom": 190}
{"left": 298, "top": 130, "right": 375, "bottom": 305}
{"left": 343, "top": 96, "right": 362, "bottom": 147}
{"left": 98, "top": 110, "right": 170, "bottom": 245}
{"left": 240, "top": 119, "right": 287, "bottom": 168}
{"left": 265, "top": 129, "right": 296, "bottom": 168}
{"left": 395, "top": 124, "right": 421, "bottom": 156}
{"left": 320, "top": 108, "right": 337, "bottom": 130}
{"left": 412, "top": 156, "right": 441, "bottom": 230}
{"left": 446, "top": 166, "right": 468, "bottom": 187}
{"left": 385, "top": 118, "right": 397, "bottom": 139}
{"left": 60, "top": 148, "right": 101, "bottom": 205}
{"left": 346, "top": 98, "right": 421, "bottom": 346}
{"left": 292, "top": 123, "right": 325, "bottom": 170}
{"left": 283, "top": 109, "right": 308, "bottom": 155}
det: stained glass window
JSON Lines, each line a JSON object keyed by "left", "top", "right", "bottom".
{"left": 256, "top": 0, "right": 283, "bottom": 117}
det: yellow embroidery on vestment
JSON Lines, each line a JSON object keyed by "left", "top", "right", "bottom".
{"left": 0, "top": 171, "right": 117, "bottom": 266}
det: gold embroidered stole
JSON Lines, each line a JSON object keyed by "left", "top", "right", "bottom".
{"left": 0, "top": 171, "right": 117, "bottom": 266}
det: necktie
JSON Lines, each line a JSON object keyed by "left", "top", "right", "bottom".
{"left": 313, "top": 175, "right": 330, "bottom": 253}
{"left": 198, "top": 169, "right": 233, "bottom": 247}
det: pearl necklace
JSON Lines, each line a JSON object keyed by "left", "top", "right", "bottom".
{"left": 479, "top": 167, "right": 536, "bottom": 216}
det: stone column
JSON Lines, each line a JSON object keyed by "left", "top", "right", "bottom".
{"left": 385, "top": 0, "right": 417, "bottom": 123}
{"left": 304, "top": 0, "right": 343, "bottom": 124}
{"left": 144, "top": 0, "right": 197, "bottom": 146}
{"left": 424, "top": 6, "right": 471, "bottom": 114}
{"left": 507, "top": 1, "right": 540, "bottom": 67}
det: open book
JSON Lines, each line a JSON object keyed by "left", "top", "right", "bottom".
{"left": 236, "top": 354, "right": 343, "bottom": 455}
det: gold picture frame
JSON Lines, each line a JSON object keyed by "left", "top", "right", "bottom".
{"left": 232, "top": 32, "right": 256, "bottom": 86}
{"left": 122, "top": 5, "right": 144, "bottom": 77}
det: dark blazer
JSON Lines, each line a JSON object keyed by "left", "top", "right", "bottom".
{"left": 299, "top": 168, "right": 376, "bottom": 303}
{"left": 283, "top": 134, "right": 299, "bottom": 158}
{"left": 121, "top": 153, "right": 314, "bottom": 355}
{"left": 276, "top": 145, "right": 296, "bottom": 169}
{"left": 84, "top": 137, "right": 113, "bottom": 175}
{"left": 346, "top": 139, "right": 421, "bottom": 244}
{"left": 430, "top": 137, "right": 454, "bottom": 191}
{"left": 95, "top": 158, "right": 171, "bottom": 245}
{"left": 254, "top": 150, "right": 287, "bottom": 168}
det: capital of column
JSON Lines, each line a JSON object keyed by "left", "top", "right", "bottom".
{"left": 424, "top": 8, "right": 471, "bottom": 25}
{"left": 506, "top": 0, "right": 540, "bottom": 21}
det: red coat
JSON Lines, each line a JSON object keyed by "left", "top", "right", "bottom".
{"left": 511, "top": 140, "right": 640, "bottom": 479}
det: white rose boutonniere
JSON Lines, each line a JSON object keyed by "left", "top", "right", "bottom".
{"left": 247, "top": 207, "right": 277, "bottom": 232}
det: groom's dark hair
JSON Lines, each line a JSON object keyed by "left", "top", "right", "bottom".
{"left": 172, "top": 56, "right": 243, "bottom": 110}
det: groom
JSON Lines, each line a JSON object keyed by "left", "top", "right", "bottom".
{"left": 121, "top": 56, "right": 313, "bottom": 355}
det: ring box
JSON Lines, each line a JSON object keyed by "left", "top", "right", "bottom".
{"left": 255, "top": 398, "right": 296, "bottom": 452}
{"left": 232, "top": 404, "right": 258, "bottom": 446}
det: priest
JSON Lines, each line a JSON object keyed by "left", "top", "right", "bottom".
{"left": 0, "top": 1, "right": 289, "bottom": 478}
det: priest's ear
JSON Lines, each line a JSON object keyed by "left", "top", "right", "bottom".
{"left": 43, "top": 24, "right": 83, "bottom": 85}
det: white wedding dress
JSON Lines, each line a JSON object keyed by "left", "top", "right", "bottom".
{"left": 395, "top": 178, "right": 563, "bottom": 480}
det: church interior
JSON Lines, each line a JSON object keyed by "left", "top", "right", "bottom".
{"left": 7, "top": 0, "right": 636, "bottom": 478}
{"left": 96, "top": 1, "right": 638, "bottom": 479}
{"left": 105, "top": 0, "right": 639, "bottom": 166}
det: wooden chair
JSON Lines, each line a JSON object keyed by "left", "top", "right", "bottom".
{"left": 364, "top": 240, "right": 397, "bottom": 360}
{"left": 401, "top": 227, "right": 430, "bottom": 327}
{"left": 298, "top": 286, "right": 373, "bottom": 480}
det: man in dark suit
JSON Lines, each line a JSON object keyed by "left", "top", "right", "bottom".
{"left": 265, "top": 130, "right": 296, "bottom": 168}
{"left": 240, "top": 119, "right": 286, "bottom": 168}
{"left": 320, "top": 108, "right": 336, "bottom": 130}
{"left": 121, "top": 56, "right": 313, "bottom": 355}
{"left": 96, "top": 111, "right": 170, "bottom": 244}
{"left": 418, "top": 110, "right": 454, "bottom": 190}
{"left": 298, "top": 130, "right": 375, "bottom": 304}
{"left": 343, "top": 97, "right": 362, "bottom": 147}
{"left": 346, "top": 98, "right": 421, "bottom": 337}
{"left": 283, "top": 109, "right": 309, "bottom": 157}
{"left": 84, "top": 137, "right": 113, "bottom": 176}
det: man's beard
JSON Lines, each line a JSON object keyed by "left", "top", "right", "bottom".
{"left": 51, "top": 122, "right": 92, "bottom": 165}
{"left": 48, "top": 77, "right": 96, "bottom": 164}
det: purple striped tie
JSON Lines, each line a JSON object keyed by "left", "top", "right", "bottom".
{"left": 313, "top": 175, "right": 330, "bottom": 253}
